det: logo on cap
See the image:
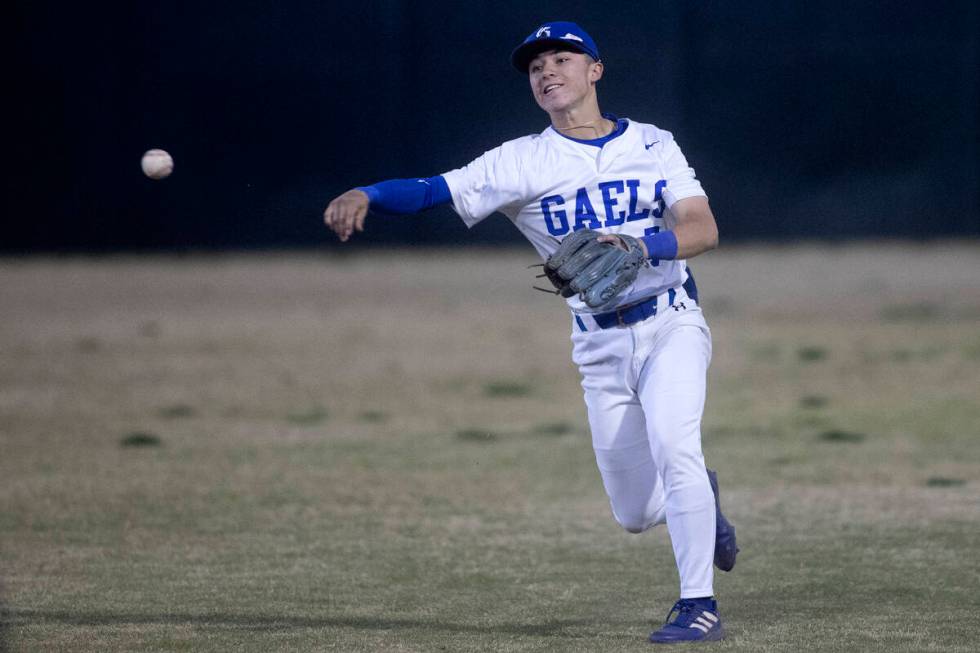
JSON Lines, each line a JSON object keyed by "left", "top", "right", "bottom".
{"left": 512, "top": 21, "right": 600, "bottom": 73}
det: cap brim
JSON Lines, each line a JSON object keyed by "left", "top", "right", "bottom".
{"left": 510, "top": 39, "right": 591, "bottom": 73}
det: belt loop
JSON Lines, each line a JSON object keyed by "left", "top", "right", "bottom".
{"left": 668, "top": 288, "right": 676, "bottom": 306}
{"left": 574, "top": 314, "right": 588, "bottom": 332}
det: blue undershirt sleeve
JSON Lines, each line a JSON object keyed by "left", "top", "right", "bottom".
{"left": 356, "top": 176, "right": 452, "bottom": 215}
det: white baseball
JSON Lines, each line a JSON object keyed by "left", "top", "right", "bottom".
{"left": 141, "top": 149, "right": 174, "bottom": 180}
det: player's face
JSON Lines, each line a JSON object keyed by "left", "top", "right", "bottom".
{"left": 528, "top": 49, "right": 602, "bottom": 114}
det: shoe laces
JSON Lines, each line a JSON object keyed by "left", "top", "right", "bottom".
{"left": 663, "top": 599, "right": 709, "bottom": 628}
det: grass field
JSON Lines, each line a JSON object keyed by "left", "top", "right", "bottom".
{"left": 1, "top": 243, "right": 979, "bottom": 652}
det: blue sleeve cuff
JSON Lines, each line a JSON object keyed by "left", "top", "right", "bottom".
{"left": 428, "top": 175, "right": 451, "bottom": 206}
{"left": 356, "top": 185, "right": 380, "bottom": 205}
{"left": 640, "top": 230, "right": 678, "bottom": 260}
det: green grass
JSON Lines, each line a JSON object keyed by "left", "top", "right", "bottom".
{"left": 119, "top": 431, "right": 163, "bottom": 447}
{"left": 878, "top": 302, "right": 943, "bottom": 322}
{"left": 158, "top": 404, "right": 197, "bottom": 419}
{"left": 925, "top": 477, "right": 966, "bottom": 488}
{"left": 531, "top": 421, "right": 576, "bottom": 437}
{"left": 796, "top": 345, "right": 828, "bottom": 362}
{"left": 816, "top": 429, "right": 866, "bottom": 443}
{"left": 358, "top": 410, "right": 389, "bottom": 424}
{"left": 285, "top": 406, "right": 330, "bottom": 426}
{"left": 1, "top": 247, "right": 979, "bottom": 651}
{"left": 455, "top": 427, "right": 499, "bottom": 442}
{"left": 798, "top": 395, "right": 829, "bottom": 409}
{"left": 483, "top": 380, "right": 534, "bottom": 398}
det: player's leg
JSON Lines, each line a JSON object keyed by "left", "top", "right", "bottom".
{"left": 588, "top": 397, "right": 667, "bottom": 533}
{"left": 636, "top": 314, "right": 715, "bottom": 600}
{"left": 572, "top": 327, "right": 666, "bottom": 533}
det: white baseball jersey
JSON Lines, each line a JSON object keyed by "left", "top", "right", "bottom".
{"left": 441, "top": 118, "right": 707, "bottom": 313}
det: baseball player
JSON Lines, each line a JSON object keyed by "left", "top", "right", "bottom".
{"left": 324, "top": 21, "right": 738, "bottom": 644}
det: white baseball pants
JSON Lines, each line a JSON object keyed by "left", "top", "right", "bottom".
{"left": 571, "top": 288, "right": 715, "bottom": 598}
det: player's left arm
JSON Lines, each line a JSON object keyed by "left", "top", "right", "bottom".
{"left": 601, "top": 128, "right": 718, "bottom": 261}
{"left": 664, "top": 196, "right": 719, "bottom": 258}
{"left": 598, "top": 196, "right": 718, "bottom": 260}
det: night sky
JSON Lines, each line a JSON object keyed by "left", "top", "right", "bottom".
{"left": 6, "top": 1, "right": 978, "bottom": 251}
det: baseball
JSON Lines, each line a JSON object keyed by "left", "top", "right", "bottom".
{"left": 141, "top": 149, "right": 173, "bottom": 180}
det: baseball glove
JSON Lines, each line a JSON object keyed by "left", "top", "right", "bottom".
{"left": 535, "top": 229, "right": 647, "bottom": 309}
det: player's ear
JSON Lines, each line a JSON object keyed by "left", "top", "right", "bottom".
{"left": 589, "top": 60, "right": 604, "bottom": 83}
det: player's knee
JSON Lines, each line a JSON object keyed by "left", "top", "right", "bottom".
{"left": 611, "top": 507, "right": 652, "bottom": 534}
{"left": 613, "top": 512, "right": 646, "bottom": 533}
{"left": 618, "top": 517, "right": 651, "bottom": 534}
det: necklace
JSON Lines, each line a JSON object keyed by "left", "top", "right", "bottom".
{"left": 554, "top": 117, "right": 614, "bottom": 139}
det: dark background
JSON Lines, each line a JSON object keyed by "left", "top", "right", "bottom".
{"left": 5, "top": 1, "right": 978, "bottom": 251}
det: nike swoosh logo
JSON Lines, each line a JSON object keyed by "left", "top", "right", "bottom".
{"left": 644, "top": 141, "right": 660, "bottom": 150}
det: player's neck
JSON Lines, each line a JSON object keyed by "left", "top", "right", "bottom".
{"left": 549, "top": 103, "right": 614, "bottom": 140}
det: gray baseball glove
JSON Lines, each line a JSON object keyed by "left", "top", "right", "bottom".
{"left": 536, "top": 229, "right": 647, "bottom": 309}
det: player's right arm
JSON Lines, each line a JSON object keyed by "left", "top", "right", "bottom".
{"left": 323, "top": 188, "right": 370, "bottom": 242}
{"left": 325, "top": 139, "right": 528, "bottom": 241}
{"left": 323, "top": 176, "right": 452, "bottom": 242}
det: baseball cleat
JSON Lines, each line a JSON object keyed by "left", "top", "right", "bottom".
{"left": 707, "top": 468, "right": 739, "bottom": 572}
{"left": 648, "top": 598, "right": 725, "bottom": 643}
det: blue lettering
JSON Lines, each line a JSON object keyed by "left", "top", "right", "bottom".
{"left": 541, "top": 195, "right": 569, "bottom": 235}
{"left": 625, "top": 179, "right": 650, "bottom": 222}
{"left": 652, "top": 179, "right": 667, "bottom": 220}
{"left": 598, "top": 180, "right": 626, "bottom": 226}
{"left": 542, "top": 179, "right": 667, "bottom": 235}
{"left": 573, "top": 188, "right": 602, "bottom": 230}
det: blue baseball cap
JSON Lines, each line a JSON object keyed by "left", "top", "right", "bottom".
{"left": 510, "top": 21, "right": 600, "bottom": 73}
